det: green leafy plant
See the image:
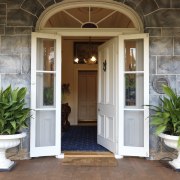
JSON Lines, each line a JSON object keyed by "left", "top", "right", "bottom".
{"left": 0, "top": 85, "right": 30, "bottom": 135}
{"left": 149, "top": 85, "right": 180, "bottom": 146}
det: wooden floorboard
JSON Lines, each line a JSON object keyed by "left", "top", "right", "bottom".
{"left": 1, "top": 157, "right": 180, "bottom": 180}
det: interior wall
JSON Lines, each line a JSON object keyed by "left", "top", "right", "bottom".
{"left": 62, "top": 39, "right": 98, "bottom": 125}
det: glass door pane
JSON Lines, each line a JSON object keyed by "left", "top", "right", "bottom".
{"left": 125, "top": 39, "right": 144, "bottom": 71}
{"left": 125, "top": 74, "right": 144, "bottom": 108}
{"left": 37, "top": 39, "right": 56, "bottom": 71}
{"left": 36, "top": 73, "right": 56, "bottom": 108}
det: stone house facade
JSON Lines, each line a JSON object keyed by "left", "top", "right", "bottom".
{"left": 0, "top": 0, "right": 180, "bottom": 160}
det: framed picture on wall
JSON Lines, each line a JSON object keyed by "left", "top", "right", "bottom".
{"left": 73, "top": 42, "right": 102, "bottom": 64}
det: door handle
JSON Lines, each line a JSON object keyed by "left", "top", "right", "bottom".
{"left": 98, "top": 108, "right": 100, "bottom": 112}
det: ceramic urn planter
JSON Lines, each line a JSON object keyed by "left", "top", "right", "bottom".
{"left": 0, "top": 132, "right": 26, "bottom": 171}
{"left": 159, "top": 133, "right": 180, "bottom": 170}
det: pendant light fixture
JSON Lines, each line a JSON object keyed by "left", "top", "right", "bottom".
{"left": 84, "top": 37, "right": 97, "bottom": 64}
{"left": 74, "top": 37, "right": 98, "bottom": 64}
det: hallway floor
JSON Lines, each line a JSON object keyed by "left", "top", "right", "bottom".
{"left": 62, "top": 126, "right": 108, "bottom": 151}
{"left": 1, "top": 157, "right": 180, "bottom": 180}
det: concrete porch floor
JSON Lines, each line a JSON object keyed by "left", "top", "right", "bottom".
{"left": 0, "top": 157, "right": 180, "bottom": 180}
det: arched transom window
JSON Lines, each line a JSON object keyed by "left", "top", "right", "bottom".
{"left": 45, "top": 6, "right": 135, "bottom": 28}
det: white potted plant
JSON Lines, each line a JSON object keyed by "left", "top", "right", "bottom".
{"left": 0, "top": 85, "right": 30, "bottom": 171}
{"left": 149, "top": 85, "right": 180, "bottom": 170}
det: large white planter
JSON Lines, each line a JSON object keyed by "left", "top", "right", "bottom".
{"left": 159, "top": 133, "right": 180, "bottom": 170}
{"left": 0, "top": 132, "right": 26, "bottom": 171}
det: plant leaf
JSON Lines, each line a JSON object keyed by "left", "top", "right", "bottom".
{"left": 155, "top": 125, "right": 166, "bottom": 135}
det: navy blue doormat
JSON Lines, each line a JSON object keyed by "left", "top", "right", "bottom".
{"left": 62, "top": 126, "right": 109, "bottom": 151}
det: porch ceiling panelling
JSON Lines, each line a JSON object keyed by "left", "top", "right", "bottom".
{"left": 0, "top": 0, "right": 180, "bottom": 159}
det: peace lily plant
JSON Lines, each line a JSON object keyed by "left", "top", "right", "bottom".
{"left": 0, "top": 85, "right": 30, "bottom": 171}
{"left": 149, "top": 84, "right": 180, "bottom": 170}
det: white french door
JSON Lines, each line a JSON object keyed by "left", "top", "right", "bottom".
{"left": 30, "top": 32, "right": 61, "bottom": 157}
{"left": 97, "top": 38, "right": 118, "bottom": 154}
{"left": 119, "top": 34, "right": 149, "bottom": 157}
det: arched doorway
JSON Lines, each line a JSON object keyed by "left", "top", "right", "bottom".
{"left": 30, "top": 1, "right": 149, "bottom": 158}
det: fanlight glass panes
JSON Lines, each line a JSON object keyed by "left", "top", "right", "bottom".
{"left": 44, "top": 7, "right": 135, "bottom": 28}
{"left": 36, "top": 73, "right": 56, "bottom": 108}
{"left": 124, "top": 39, "right": 144, "bottom": 71}
{"left": 36, "top": 38, "right": 56, "bottom": 71}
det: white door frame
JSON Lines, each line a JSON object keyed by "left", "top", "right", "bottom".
{"left": 31, "top": 30, "right": 149, "bottom": 159}
{"left": 31, "top": 0, "right": 148, "bottom": 158}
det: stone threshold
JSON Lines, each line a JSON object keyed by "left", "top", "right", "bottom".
{"left": 63, "top": 151, "right": 114, "bottom": 158}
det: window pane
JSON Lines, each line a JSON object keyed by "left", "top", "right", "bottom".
{"left": 37, "top": 38, "right": 56, "bottom": 71}
{"left": 125, "top": 74, "right": 144, "bottom": 108}
{"left": 36, "top": 73, "right": 56, "bottom": 108}
{"left": 125, "top": 39, "right": 144, "bottom": 71}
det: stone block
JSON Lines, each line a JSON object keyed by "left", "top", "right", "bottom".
{"left": 124, "top": 0, "right": 142, "bottom": 9}
{"left": 150, "top": 96, "right": 162, "bottom": 110}
{"left": 21, "top": 131, "right": 30, "bottom": 152}
{"left": 150, "top": 37, "right": 173, "bottom": 55}
{"left": 149, "top": 55, "right": 156, "bottom": 74}
{"left": 149, "top": 132, "right": 160, "bottom": 151}
{"left": 7, "top": 9, "right": 36, "bottom": 26}
{"left": 0, "top": 15, "right": 6, "bottom": 24}
{"left": 22, "top": 53, "right": 31, "bottom": 74}
{"left": 138, "top": 0, "right": 158, "bottom": 15}
{"left": 0, "top": 54, "right": 21, "bottom": 73}
{"left": 155, "top": 0, "right": 170, "bottom": 8}
{"left": 15, "top": 27, "right": 32, "bottom": 35}
{"left": 162, "top": 28, "right": 180, "bottom": 37}
{"left": 145, "top": 9, "right": 180, "bottom": 27}
{"left": 4, "top": 0, "right": 23, "bottom": 9}
{"left": 176, "top": 75, "right": 180, "bottom": 94}
{"left": 149, "top": 75, "right": 159, "bottom": 95}
{"left": 174, "top": 37, "right": 180, "bottom": 55}
{"left": 38, "top": 0, "right": 54, "bottom": 7}
{"left": 1, "top": 35, "right": 31, "bottom": 53}
{"left": 5, "top": 27, "right": 15, "bottom": 35}
{"left": 21, "top": 0, "right": 43, "bottom": 16}
{"left": 0, "top": 24, "right": 4, "bottom": 35}
{"left": 1, "top": 74, "right": 31, "bottom": 95}
{"left": 55, "top": 0, "right": 64, "bottom": 2}
{"left": 157, "top": 56, "right": 180, "bottom": 74}
{"left": 171, "top": 1, "right": 180, "bottom": 8}
{"left": 145, "top": 28, "right": 161, "bottom": 36}
{"left": 0, "top": 4, "right": 6, "bottom": 15}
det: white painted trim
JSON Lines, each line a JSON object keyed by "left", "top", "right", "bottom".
{"left": 56, "top": 153, "right": 64, "bottom": 159}
{"left": 35, "top": 0, "right": 143, "bottom": 33}
{"left": 39, "top": 28, "right": 139, "bottom": 36}
{"left": 115, "top": 154, "right": 123, "bottom": 159}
